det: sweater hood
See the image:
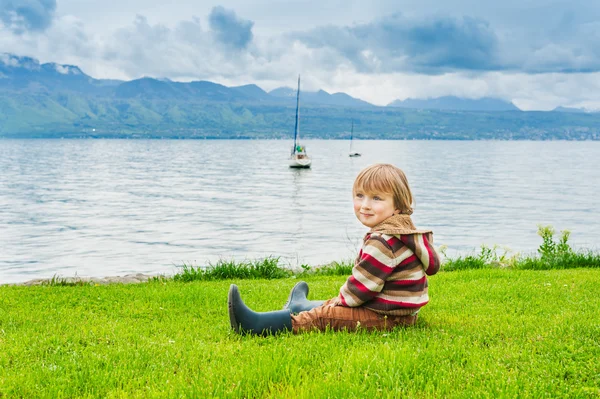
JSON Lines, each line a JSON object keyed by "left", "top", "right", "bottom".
{"left": 369, "top": 214, "right": 432, "bottom": 235}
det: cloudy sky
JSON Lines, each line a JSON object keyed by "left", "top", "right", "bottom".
{"left": 1, "top": 0, "right": 600, "bottom": 110}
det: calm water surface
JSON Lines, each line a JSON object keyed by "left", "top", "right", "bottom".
{"left": 1, "top": 139, "right": 598, "bottom": 284}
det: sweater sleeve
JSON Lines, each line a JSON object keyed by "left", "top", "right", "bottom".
{"left": 338, "top": 234, "right": 395, "bottom": 307}
{"left": 401, "top": 233, "right": 441, "bottom": 276}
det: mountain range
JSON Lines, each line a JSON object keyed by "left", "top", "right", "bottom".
{"left": 1, "top": 53, "right": 522, "bottom": 110}
{"left": 1, "top": 53, "right": 599, "bottom": 139}
{"left": 0, "top": 53, "right": 374, "bottom": 108}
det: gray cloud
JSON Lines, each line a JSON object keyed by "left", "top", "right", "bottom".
{"left": 0, "top": 0, "right": 56, "bottom": 33}
{"left": 292, "top": 11, "right": 600, "bottom": 74}
{"left": 293, "top": 13, "right": 500, "bottom": 74}
{"left": 208, "top": 6, "right": 253, "bottom": 50}
{"left": 394, "top": 16, "right": 499, "bottom": 71}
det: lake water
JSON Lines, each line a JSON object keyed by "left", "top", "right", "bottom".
{"left": 1, "top": 139, "right": 598, "bottom": 284}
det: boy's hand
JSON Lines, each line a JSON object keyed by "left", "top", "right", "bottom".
{"left": 327, "top": 297, "right": 342, "bottom": 307}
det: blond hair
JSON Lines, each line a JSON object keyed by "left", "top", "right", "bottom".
{"left": 353, "top": 163, "right": 414, "bottom": 214}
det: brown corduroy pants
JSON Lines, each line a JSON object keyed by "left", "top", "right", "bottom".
{"left": 290, "top": 299, "right": 418, "bottom": 333}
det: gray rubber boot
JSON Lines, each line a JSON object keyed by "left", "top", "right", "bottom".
{"left": 228, "top": 284, "right": 292, "bottom": 336}
{"left": 283, "top": 281, "right": 325, "bottom": 314}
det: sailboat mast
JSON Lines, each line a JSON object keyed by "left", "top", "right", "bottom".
{"left": 293, "top": 75, "right": 300, "bottom": 153}
{"left": 349, "top": 119, "right": 354, "bottom": 152}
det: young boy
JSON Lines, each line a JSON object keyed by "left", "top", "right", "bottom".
{"left": 228, "top": 163, "right": 441, "bottom": 335}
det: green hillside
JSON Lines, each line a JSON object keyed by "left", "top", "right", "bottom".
{"left": 1, "top": 92, "right": 600, "bottom": 139}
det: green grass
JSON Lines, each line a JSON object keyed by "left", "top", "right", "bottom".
{"left": 172, "top": 257, "right": 293, "bottom": 282}
{"left": 441, "top": 225, "right": 600, "bottom": 272}
{"left": 171, "top": 248, "right": 600, "bottom": 281}
{"left": 1, "top": 269, "right": 599, "bottom": 398}
{"left": 169, "top": 225, "right": 599, "bottom": 282}
{"left": 441, "top": 247, "right": 600, "bottom": 272}
{"left": 171, "top": 258, "right": 355, "bottom": 283}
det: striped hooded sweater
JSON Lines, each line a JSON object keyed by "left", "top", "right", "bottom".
{"left": 338, "top": 214, "right": 441, "bottom": 316}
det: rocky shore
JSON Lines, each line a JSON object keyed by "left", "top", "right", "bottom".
{"left": 8, "top": 273, "right": 162, "bottom": 286}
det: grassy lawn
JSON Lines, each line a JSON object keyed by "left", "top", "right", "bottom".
{"left": 1, "top": 268, "right": 599, "bottom": 398}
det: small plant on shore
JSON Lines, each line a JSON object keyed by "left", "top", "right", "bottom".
{"left": 536, "top": 224, "right": 573, "bottom": 259}
{"left": 516, "top": 224, "right": 600, "bottom": 270}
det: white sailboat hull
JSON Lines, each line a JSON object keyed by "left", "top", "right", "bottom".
{"left": 289, "top": 155, "right": 312, "bottom": 168}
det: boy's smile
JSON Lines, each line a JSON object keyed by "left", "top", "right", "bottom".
{"left": 353, "top": 191, "right": 398, "bottom": 228}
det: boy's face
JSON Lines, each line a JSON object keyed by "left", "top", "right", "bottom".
{"left": 353, "top": 189, "right": 398, "bottom": 228}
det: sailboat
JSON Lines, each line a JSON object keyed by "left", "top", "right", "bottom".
{"left": 289, "top": 75, "right": 312, "bottom": 168}
{"left": 348, "top": 120, "right": 361, "bottom": 157}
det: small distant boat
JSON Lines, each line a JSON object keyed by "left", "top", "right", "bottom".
{"left": 289, "top": 75, "right": 312, "bottom": 169}
{"left": 348, "top": 120, "right": 361, "bottom": 157}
